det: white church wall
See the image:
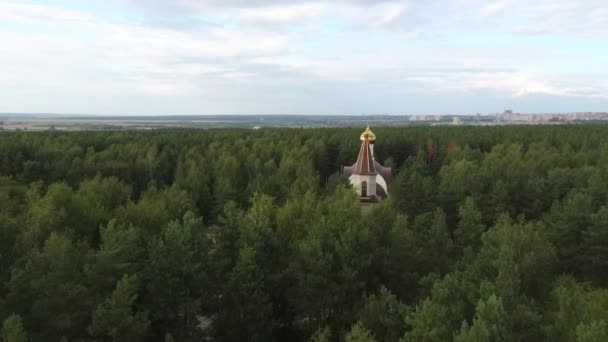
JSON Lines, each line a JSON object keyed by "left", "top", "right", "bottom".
{"left": 376, "top": 174, "right": 388, "bottom": 195}
{"left": 349, "top": 174, "right": 376, "bottom": 197}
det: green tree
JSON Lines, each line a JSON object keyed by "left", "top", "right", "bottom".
{"left": 174, "top": 148, "right": 213, "bottom": 219}
{"left": 86, "top": 220, "right": 144, "bottom": 295}
{"left": 490, "top": 216, "right": 557, "bottom": 304}
{"left": 489, "top": 217, "right": 555, "bottom": 340}
{"left": 438, "top": 158, "right": 482, "bottom": 223}
{"left": 402, "top": 272, "right": 474, "bottom": 342}
{"left": 215, "top": 246, "right": 273, "bottom": 341}
{"left": 454, "top": 197, "right": 485, "bottom": 253}
{"left": 308, "top": 326, "right": 331, "bottom": 342}
{"left": 410, "top": 208, "right": 453, "bottom": 275}
{"left": 544, "top": 191, "right": 594, "bottom": 274}
{"left": 239, "top": 193, "right": 278, "bottom": 267}
{"left": 358, "top": 286, "right": 407, "bottom": 342}
{"left": 390, "top": 153, "right": 436, "bottom": 218}
{"left": 210, "top": 201, "right": 245, "bottom": 288}
{"left": 2, "top": 314, "right": 27, "bottom": 342}
{"left": 288, "top": 188, "right": 370, "bottom": 335}
{"left": 582, "top": 206, "right": 608, "bottom": 284}
{"left": 89, "top": 275, "right": 150, "bottom": 341}
{"left": 402, "top": 298, "right": 451, "bottom": 342}
{"left": 118, "top": 185, "right": 193, "bottom": 235}
{"left": 142, "top": 212, "right": 210, "bottom": 339}
{"left": 345, "top": 322, "right": 376, "bottom": 342}
{"left": 544, "top": 276, "right": 608, "bottom": 342}
{"left": 454, "top": 295, "right": 507, "bottom": 342}
{"left": 577, "top": 321, "right": 608, "bottom": 342}
{"left": 6, "top": 233, "right": 92, "bottom": 340}
{"left": 213, "top": 154, "right": 244, "bottom": 215}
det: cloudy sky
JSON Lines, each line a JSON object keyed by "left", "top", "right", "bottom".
{"left": 1, "top": 0, "right": 607, "bottom": 115}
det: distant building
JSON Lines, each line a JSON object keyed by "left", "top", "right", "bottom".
{"left": 452, "top": 117, "right": 463, "bottom": 125}
{"left": 408, "top": 115, "right": 443, "bottom": 122}
{"left": 342, "top": 126, "right": 392, "bottom": 203}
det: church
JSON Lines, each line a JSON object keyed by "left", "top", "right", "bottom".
{"left": 342, "top": 126, "right": 392, "bottom": 203}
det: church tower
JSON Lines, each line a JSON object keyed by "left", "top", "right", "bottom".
{"left": 351, "top": 132, "right": 377, "bottom": 199}
{"left": 343, "top": 126, "right": 392, "bottom": 203}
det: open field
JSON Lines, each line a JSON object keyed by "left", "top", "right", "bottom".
{"left": 3, "top": 113, "right": 607, "bottom": 131}
{"left": 0, "top": 114, "right": 445, "bottom": 131}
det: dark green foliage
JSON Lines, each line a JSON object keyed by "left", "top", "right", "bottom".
{"left": 85, "top": 220, "right": 144, "bottom": 295}
{"left": 454, "top": 197, "right": 485, "bottom": 253}
{"left": 309, "top": 326, "right": 331, "bottom": 342}
{"left": 345, "top": 322, "right": 376, "bottom": 342}
{"left": 454, "top": 295, "right": 507, "bottom": 342}
{"left": 582, "top": 206, "right": 608, "bottom": 285}
{"left": 2, "top": 314, "right": 27, "bottom": 342}
{"left": 6, "top": 233, "right": 92, "bottom": 340}
{"left": 403, "top": 297, "right": 452, "bottom": 342}
{"left": 544, "top": 191, "right": 594, "bottom": 274}
{"left": 1, "top": 126, "right": 608, "bottom": 341}
{"left": 215, "top": 246, "right": 274, "bottom": 342}
{"left": 358, "top": 287, "right": 408, "bottom": 341}
{"left": 142, "top": 212, "right": 210, "bottom": 339}
{"left": 576, "top": 321, "right": 608, "bottom": 342}
{"left": 409, "top": 208, "right": 454, "bottom": 275}
{"left": 543, "top": 276, "right": 608, "bottom": 342}
{"left": 89, "top": 275, "right": 149, "bottom": 341}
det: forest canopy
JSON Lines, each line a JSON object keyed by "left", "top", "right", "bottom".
{"left": 1, "top": 125, "right": 608, "bottom": 341}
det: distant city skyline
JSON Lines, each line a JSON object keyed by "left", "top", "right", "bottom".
{"left": 1, "top": 0, "right": 607, "bottom": 115}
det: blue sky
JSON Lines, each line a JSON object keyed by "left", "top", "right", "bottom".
{"left": 1, "top": 0, "right": 607, "bottom": 115}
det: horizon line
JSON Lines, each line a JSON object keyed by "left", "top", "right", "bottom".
{"left": 3, "top": 111, "right": 608, "bottom": 117}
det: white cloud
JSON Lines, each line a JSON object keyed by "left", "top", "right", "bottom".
{"left": 480, "top": 1, "right": 509, "bottom": 17}
{"left": 139, "top": 82, "right": 191, "bottom": 96}
{"left": 0, "top": 2, "right": 96, "bottom": 25}
{"left": 238, "top": 2, "right": 328, "bottom": 24}
{"left": 336, "top": 2, "right": 413, "bottom": 29}
{"left": 509, "top": 0, "right": 608, "bottom": 35}
{"left": 428, "top": 70, "right": 608, "bottom": 100}
{"left": 367, "top": 2, "right": 409, "bottom": 28}
{"left": 0, "top": 2, "right": 291, "bottom": 97}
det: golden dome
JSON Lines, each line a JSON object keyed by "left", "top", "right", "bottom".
{"left": 360, "top": 125, "right": 376, "bottom": 143}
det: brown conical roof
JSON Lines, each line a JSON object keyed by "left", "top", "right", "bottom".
{"left": 353, "top": 133, "right": 377, "bottom": 175}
